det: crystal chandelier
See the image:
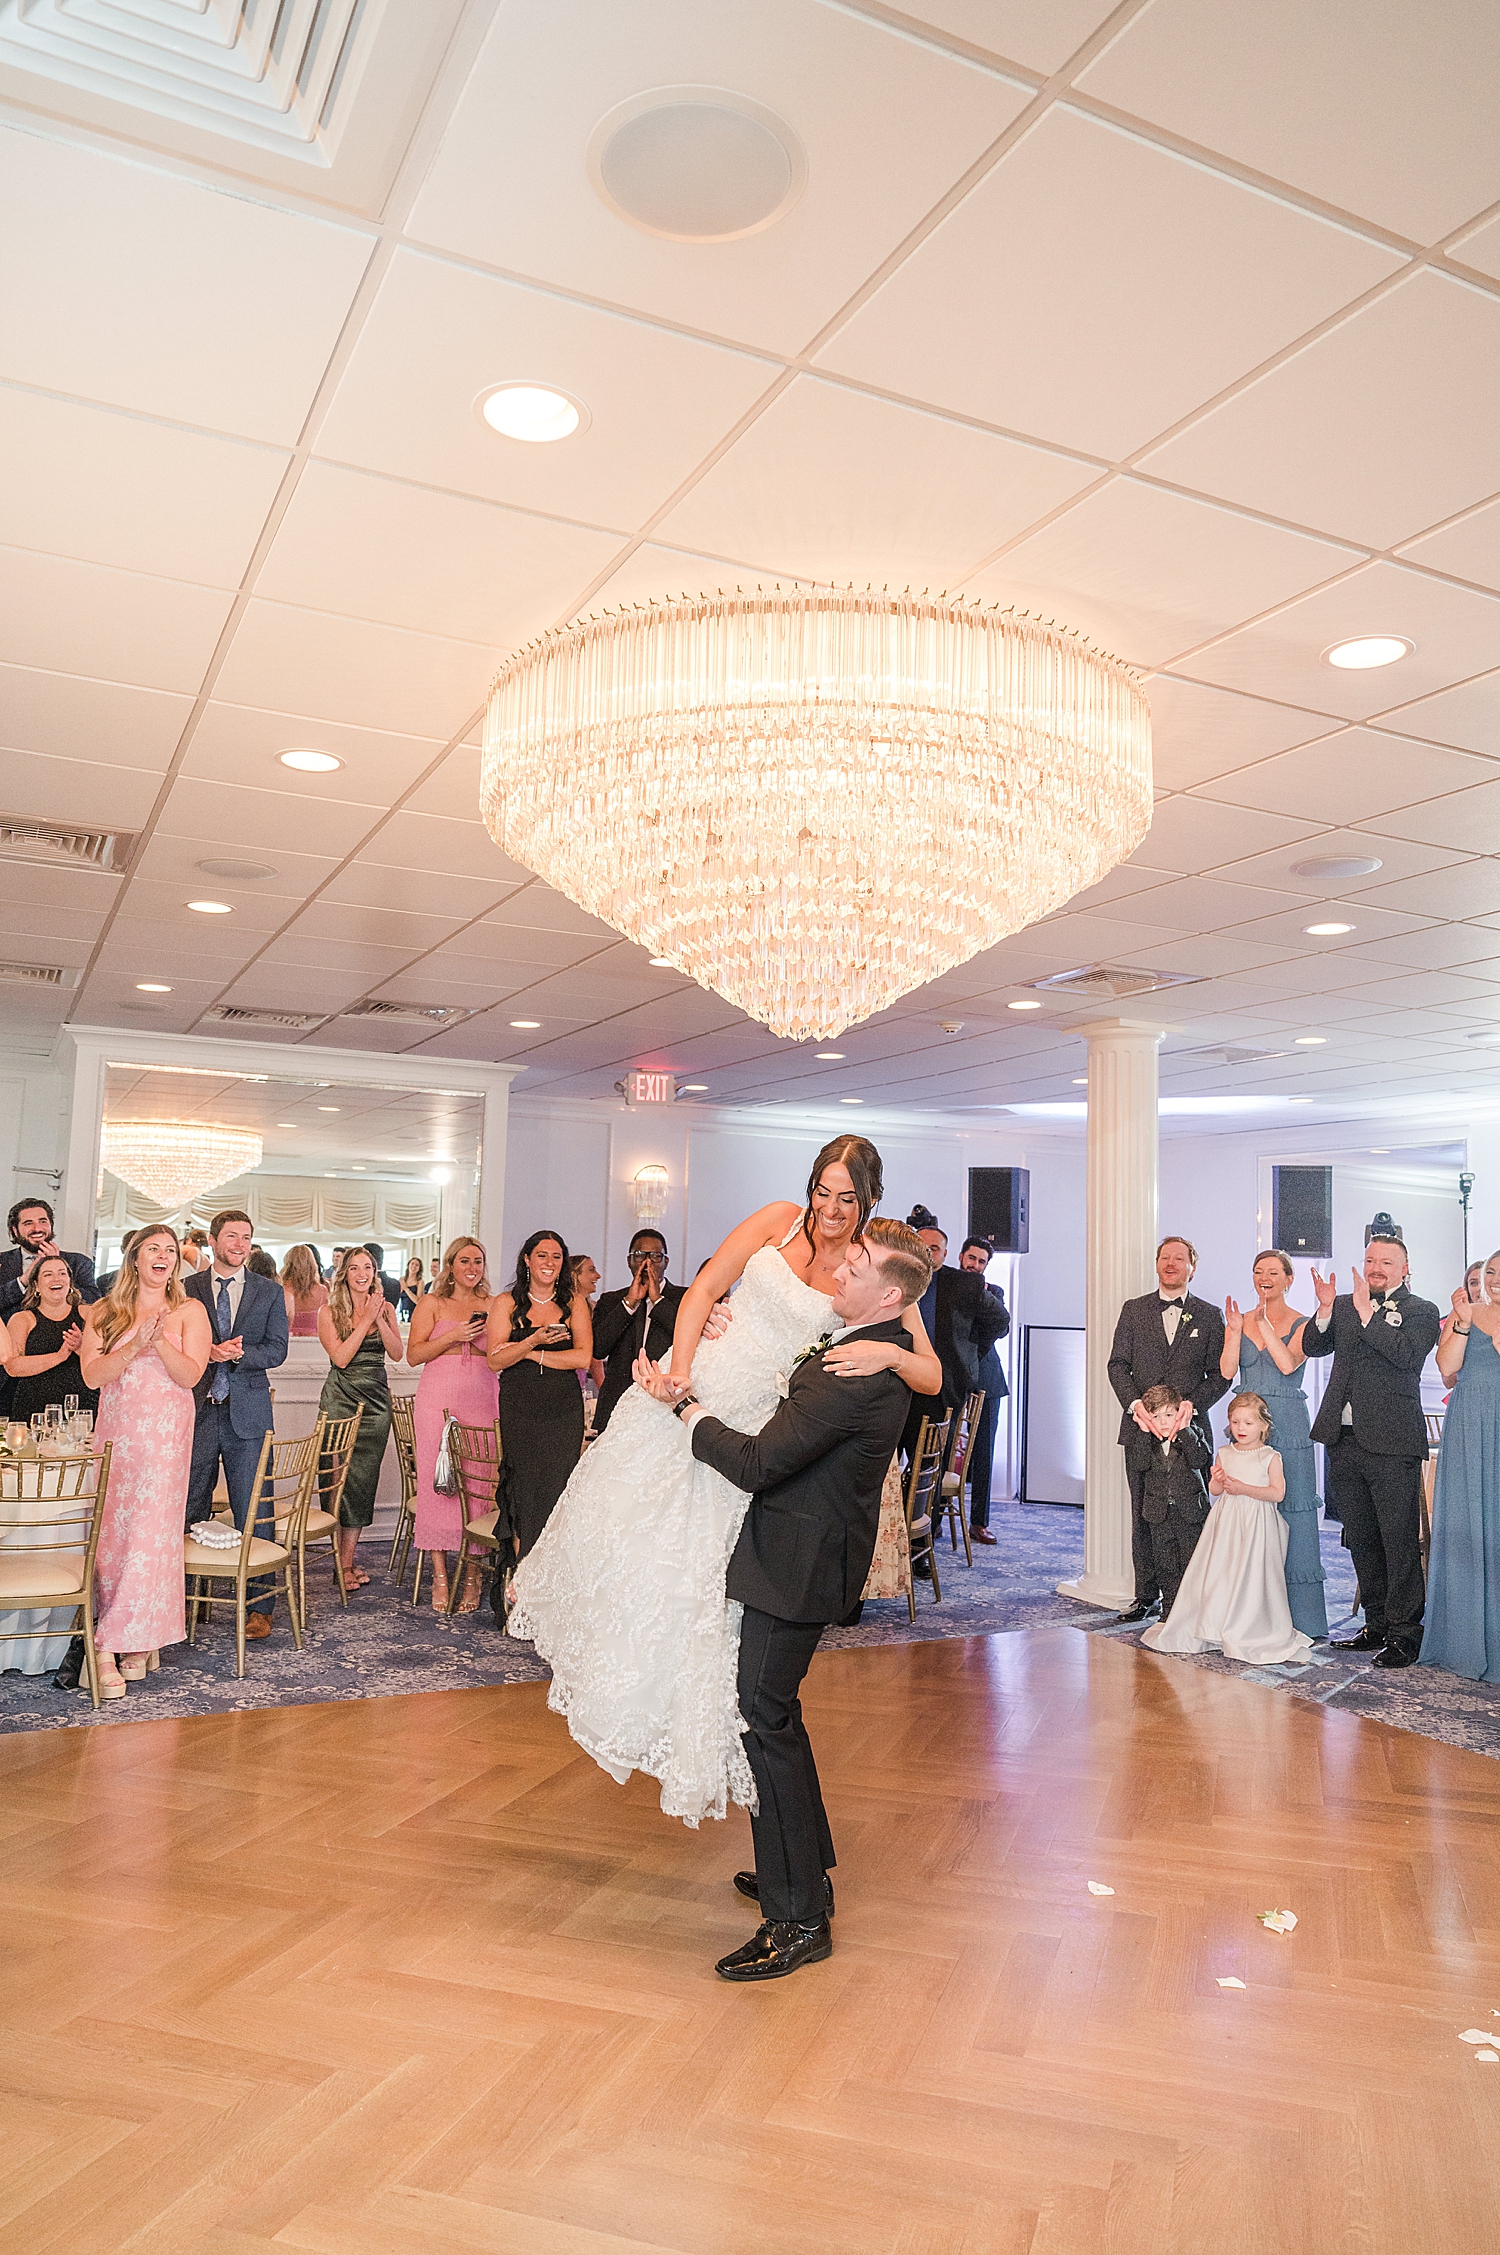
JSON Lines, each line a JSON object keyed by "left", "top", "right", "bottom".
{"left": 482, "top": 590, "right": 1151, "bottom": 1043}
{"left": 101, "top": 1121, "right": 263, "bottom": 1212}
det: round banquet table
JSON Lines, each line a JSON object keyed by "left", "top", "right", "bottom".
{"left": 0, "top": 1457, "right": 92, "bottom": 1676}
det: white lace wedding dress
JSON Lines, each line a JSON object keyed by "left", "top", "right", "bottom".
{"left": 507, "top": 1241, "right": 835, "bottom": 1826}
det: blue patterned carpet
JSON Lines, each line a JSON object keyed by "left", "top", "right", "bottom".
{"left": 4, "top": 1500, "right": 1497, "bottom": 1760}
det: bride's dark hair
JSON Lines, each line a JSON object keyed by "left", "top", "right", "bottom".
{"left": 803, "top": 1135, "right": 883, "bottom": 1250}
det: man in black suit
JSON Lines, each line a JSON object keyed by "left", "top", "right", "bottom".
{"left": 636, "top": 1216, "right": 932, "bottom": 1982}
{"left": 183, "top": 1208, "right": 290, "bottom": 1640}
{"left": 589, "top": 1229, "right": 687, "bottom": 1435}
{"left": 1301, "top": 1231, "right": 1440, "bottom": 1668}
{"left": 958, "top": 1235, "right": 1010, "bottom": 1542}
{"left": 899, "top": 1212, "right": 996, "bottom": 1572}
{"left": 362, "top": 1241, "right": 401, "bottom": 1307}
{"left": 1108, "top": 1234, "right": 1229, "bottom": 1624}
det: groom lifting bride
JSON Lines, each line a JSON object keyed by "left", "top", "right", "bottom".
{"left": 634, "top": 1214, "right": 933, "bottom": 1980}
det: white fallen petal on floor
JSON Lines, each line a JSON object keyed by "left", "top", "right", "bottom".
{"left": 1216, "top": 1976, "right": 1247, "bottom": 1989}
{"left": 1087, "top": 1882, "right": 1115, "bottom": 1896}
{"left": 1475, "top": 2050, "right": 1499, "bottom": 2063}
{"left": 1458, "top": 2029, "right": 1491, "bottom": 2042}
{"left": 1258, "top": 1909, "right": 1298, "bottom": 1933}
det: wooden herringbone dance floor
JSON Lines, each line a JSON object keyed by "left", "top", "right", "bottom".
{"left": 3, "top": 1627, "right": 1498, "bottom": 2254}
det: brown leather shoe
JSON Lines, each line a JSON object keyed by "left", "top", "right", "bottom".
{"left": 970, "top": 1525, "right": 997, "bottom": 1545}
{"left": 245, "top": 1613, "right": 273, "bottom": 1641}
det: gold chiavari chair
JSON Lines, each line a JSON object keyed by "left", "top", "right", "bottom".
{"left": 276, "top": 1408, "right": 361, "bottom": 1618}
{"left": 935, "top": 1390, "right": 986, "bottom": 1567}
{"left": 445, "top": 1417, "right": 505, "bottom": 1617}
{"left": 0, "top": 1446, "right": 113, "bottom": 1709}
{"left": 388, "top": 1392, "right": 419, "bottom": 1584}
{"left": 902, "top": 1411, "right": 951, "bottom": 1620}
{"left": 185, "top": 1429, "right": 318, "bottom": 1676}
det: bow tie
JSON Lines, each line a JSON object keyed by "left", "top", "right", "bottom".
{"left": 1160, "top": 1297, "right": 1185, "bottom": 1310}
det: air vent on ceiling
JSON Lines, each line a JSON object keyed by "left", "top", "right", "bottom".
{"left": 1183, "top": 1045, "right": 1292, "bottom": 1067}
{"left": 1027, "top": 964, "right": 1205, "bottom": 1001}
{"left": 0, "top": 961, "right": 78, "bottom": 988}
{"left": 0, "top": 818, "right": 134, "bottom": 873}
{"left": 0, "top": 1, "right": 372, "bottom": 163}
{"left": 203, "top": 1006, "right": 322, "bottom": 1031}
{"left": 341, "top": 1001, "right": 466, "bottom": 1026}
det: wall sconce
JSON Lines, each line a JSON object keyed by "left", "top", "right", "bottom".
{"left": 634, "top": 1163, "right": 669, "bottom": 1223}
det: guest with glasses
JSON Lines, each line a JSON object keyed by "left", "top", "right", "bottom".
{"left": 588, "top": 1231, "right": 684, "bottom": 1437}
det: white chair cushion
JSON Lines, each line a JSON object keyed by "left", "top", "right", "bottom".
{"left": 0, "top": 1553, "right": 85, "bottom": 1598}
{"left": 941, "top": 1471, "right": 961, "bottom": 1494}
{"left": 462, "top": 1509, "right": 500, "bottom": 1542}
{"left": 277, "top": 1509, "right": 337, "bottom": 1536}
{"left": 183, "top": 1535, "right": 289, "bottom": 1573}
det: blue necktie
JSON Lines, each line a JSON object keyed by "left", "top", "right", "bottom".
{"left": 210, "top": 1278, "right": 232, "bottom": 1402}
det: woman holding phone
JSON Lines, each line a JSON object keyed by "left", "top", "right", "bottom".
{"left": 487, "top": 1228, "right": 592, "bottom": 1571}
{"left": 406, "top": 1237, "right": 495, "bottom": 1610}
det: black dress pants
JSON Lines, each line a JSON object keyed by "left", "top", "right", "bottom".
{"left": 736, "top": 1605, "right": 834, "bottom": 1926}
{"left": 1126, "top": 1461, "right": 1160, "bottom": 1606}
{"left": 1144, "top": 1509, "right": 1206, "bottom": 1621}
{"left": 967, "top": 1394, "right": 999, "bottom": 1528}
{"left": 1323, "top": 1437, "right": 1424, "bottom": 1648}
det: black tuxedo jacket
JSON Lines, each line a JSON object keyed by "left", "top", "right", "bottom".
{"left": 929, "top": 1265, "right": 999, "bottom": 1406}
{"left": 591, "top": 1280, "right": 687, "bottom": 1434}
{"left": 0, "top": 1246, "right": 98, "bottom": 1317}
{"left": 185, "top": 1267, "right": 289, "bottom": 1439}
{"left": 1301, "top": 1284, "right": 1440, "bottom": 1457}
{"left": 1107, "top": 1290, "right": 1229, "bottom": 1466}
{"left": 691, "top": 1316, "right": 912, "bottom": 1625}
{"left": 1140, "top": 1428, "right": 1212, "bottom": 1524}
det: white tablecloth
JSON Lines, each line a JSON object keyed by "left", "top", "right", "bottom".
{"left": 0, "top": 1467, "right": 91, "bottom": 1676}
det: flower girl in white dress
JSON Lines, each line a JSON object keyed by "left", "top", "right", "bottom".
{"left": 1143, "top": 1391, "right": 1314, "bottom": 1666}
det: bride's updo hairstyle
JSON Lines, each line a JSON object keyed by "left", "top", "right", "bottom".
{"left": 803, "top": 1134, "right": 883, "bottom": 1251}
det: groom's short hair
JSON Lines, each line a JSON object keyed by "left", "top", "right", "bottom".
{"left": 863, "top": 1218, "right": 934, "bottom": 1306}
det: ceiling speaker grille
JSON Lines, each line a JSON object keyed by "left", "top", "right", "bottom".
{"left": 0, "top": 0, "right": 371, "bottom": 162}
{"left": 0, "top": 816, "right": 134, "bottom": 872}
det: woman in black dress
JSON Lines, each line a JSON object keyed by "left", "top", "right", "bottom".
{"left": 6, "top": 1254, "right": 98, "bottom": 1422}
{"left": 487, "top": 1229, "right": 592, "bottom": 1563}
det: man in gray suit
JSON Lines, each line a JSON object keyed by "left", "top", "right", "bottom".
{"left": 182, "top": 1208, "right": 289, "bottom": 1641}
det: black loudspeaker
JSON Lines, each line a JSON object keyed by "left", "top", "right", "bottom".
{"left": 969, "top": 1166, "right": 1029, "bottom": 1254}
{"left": 1272, "top": 1165, "right": 1332, "bottom": 1259}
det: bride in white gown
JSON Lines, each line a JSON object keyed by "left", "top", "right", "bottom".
{"left": 508, "top": 1134, "right": 943, "bottom": 1825}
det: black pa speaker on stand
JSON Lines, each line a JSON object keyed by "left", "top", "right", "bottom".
{"left": 969, "top": 1167, "right": 1029, "bottom": 1253}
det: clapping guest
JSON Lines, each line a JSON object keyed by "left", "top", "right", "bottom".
{"left": 5, "top": 1254, "right": 98, "bottom": 1424}
{"left": 281, "top": 1243, "right": 329, "bottom": 1337}
{"left": 406, "top": 1237, "right": 495, "bottom": 1611}
{"left": 78, "top": 1227, "right": 212, "bottom": 1698}
{"left": 1420, "top": 1250, "right": 1500, "bottom": 1680}
{"left": 317, "top": 1248, "right": 403, "bottom": 1594}
{"left": 398, "top": 1257, "right": 427, "bottom": 1319}
{"left": 589, "top": 1231, "right": 684, "bottom": 1436}
{"left": 486, "top": 1229, "right": 592, "bottom": 1581}
{"left": 1219, "top": 1250, "right": 1327, "bottom": 1639}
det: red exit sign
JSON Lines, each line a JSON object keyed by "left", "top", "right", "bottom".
{"left": 626, "top": 1070, "right": 676, "bottom": 1106}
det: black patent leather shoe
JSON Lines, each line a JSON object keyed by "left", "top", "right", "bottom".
{"left": 734, "top": 1870, "right": 835, "bottom": 1917}
{"left": 1373, "top": 1642, "right": 1417, "bottom": 1669}
{"left": 716, "top": 1917, "right": 832, "bottom": 1982}
{"left": 1114, "top": 1601, "right": 1156, "bottom": 1625}
{"left": 52, "top": 1635, "right": 85, "bottom": 1691}
{"left": 1336, "top": 1626, "right": 1387, "bottom": 1653}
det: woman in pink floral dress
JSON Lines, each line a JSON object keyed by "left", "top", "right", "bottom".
{"left": 79, "top": 1226, "right": 211, "bottom": 1699}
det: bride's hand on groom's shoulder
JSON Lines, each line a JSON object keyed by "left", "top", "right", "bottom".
{"left": 825, "top": 1339, "right": 894, "bottom": 1378}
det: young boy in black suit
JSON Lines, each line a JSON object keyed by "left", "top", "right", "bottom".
{"left": 1136, "top": 1380, "right": 1213, "bottom": 1623}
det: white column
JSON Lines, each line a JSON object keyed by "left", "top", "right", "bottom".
{"left": 1057, "top": 1017, "right": 1164, "bottom": 1610}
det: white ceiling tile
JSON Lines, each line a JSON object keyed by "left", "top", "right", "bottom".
{"left": 254, "top": 462, "right": 624, "bottom": 644}
{"left": 1360, "top": 777, "right": 1500, "bottom": 854}
{"left": 219, "top": 969, "right": 371, "bottom": 1013}
{"left": 654, "top": 375, "right": 1098, "bottom": 583}
{"left": 1324, "top": 968, "right": 1500, "bottom": 1011}
{"left": 129, "top": 830, "right": 339, "bottom": 901}
{"left": 0, "top": 128, "right": 374, "bottom": 444}
{"left": 316, "top": 250, "right": 777, "bottom": 533}
{"left": 1208, "top": 827, "right": 1471, "bottom": 895}
{"left": 1178, "top": 563, "right": 1500, "bottom": 721}
{"left": 284, "top": 902, "right": 468, "bottom": 955}
{"left": 212, "top": 601, "right": 495, "bottom": 738}
{"left": 398, "top": 745, "right": 484, "bottom": 823}
{"left": 1376, "top": 670, "right": 1500, "bottom": 759}
{"left": 320, "top": 863, "right": 516, "bottom": 921}
{"left": 1141, "top": 274, "right": 1500, "bottom": 548}
{"left": 0, "top": 906, "right": 102, "bottom": 954}
{"left": 155, "top": 776, "right": 377, "bottom": 860}
{"left": 1129, "top": 796, "right": 1325, "bottom": 875}
{"left": 1397, "top": 495, "right": 1500, "bottom": 594}
{"left": 359, "top": 813, "right": 526, "bottom": 888}
{"left": 817, "top": 107, "right": 1400, "bottom": 459}
{"left": 255, "top": 935, "right": 418, "bottom": 978}
{"left": 1453, "top": 209, "right": 1500, "bottom": 283}
{"left": 0, "top": 384, "right": 286, "bottom": 589}
{"left": 179, "top": 702, "right": 443, "bottom": 810}
{"left": 111, "top": 874, "right": 300, "bottom": 939}
{"left": 1144, "top": 675, "right": 1335, "bottom": 791}
{"left": 968, "top": 478, "right": 1357, "bottom": 668}
{"left": 0, "top": 546, "right": 233, "bottom": 693}
{"left": 1356, "top": 863, "right": 1500, "bottom": 919}
{"left": 405, "top": 0, "right": 1027, "bottom": 356}
{"left": 1109, "top": 874, "right": 1304, "bottom": 930}
{"left": 0, "top": 664, "right": 190, "bottom": 771}
{"left": 1336, "top": 926, "right": 1500, "bottom": 973}
{"left": 1189, "top": 726, "right": 1492, "bottom": 824}
{"left": 482, "top": 889, "right": 618, "bottom": 939}
{"left": 1062, "top": 863, "right": 1183, "bottom": 912}
{"left": 898, "top": 1, "right": 1119, "bottom": 72}
{"left": 1076, "top": 0, "right": 1500, "bottom": 243}
{"left": 1237, "top": 899, "right": 1437, "bottom": 950}
{"left": 0, "top": 747, "right": 162, "bottom": 830}
{"left": 577, "top": 541, "right": 809, "bottom": 617}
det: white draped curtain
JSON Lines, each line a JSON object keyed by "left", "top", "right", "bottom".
{"left": 96, "top": 1171, "right": 442, "bottom": 1269}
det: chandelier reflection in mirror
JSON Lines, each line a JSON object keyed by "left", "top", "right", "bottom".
{"left": 101, "top": 1121, "right": 263, "bottom": 1214}
{"left": 482, "top": 590, "right": 1152, "bottom": 1043}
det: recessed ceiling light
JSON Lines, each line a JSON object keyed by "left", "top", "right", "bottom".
{"left": 1008, "top": 999, "right": 1043, "bottom": 1011}
{"left": 1289, "top": 853, "right": 1383, "bottom": 881}
{"left": 648, "top": 956, "right": 674, "bottom": 967}
{"left": 317, "top": 1105, "right": 340, "bottom": 1112}
{"left": 351, "top": 1164, "right": 366, "bottom": 1171}
{"left": 136, "top": 981, "right": 171, "bottom": 993}
{"left": 680, "top": 1083, "right": 708, "bottom": 1092}
{"left": 815, "top": 1051, "right": 844, "bottom": 1059}
{"left": 276, "top": 1122, "right": 296, "bottom": 1128}
{"left": 1322, "top": 636, "right": 1414, "bottom": 670}
{"left": 476, "top": 382, "right": 585, "bottom": 443}
{"left": 1304, "top": 922, "right": 1354, "bottom": 936}
{"left": 510, "top": 1019, "right": 541, "bottom": 1029}
{"left": 1288, "top": 1097, "right": 1314, "bottom": 1105}
{"left": 1294, "top": 1036, "right": 1327, "bottom": 1045}
{"left": 186, "top": 899, "right": 231, "bottom": 914}
{"left": 1072, "top": 1077, "right": 1088, "bottom": 1085}
{"left": 278, "top": 749, "right": 342, "bottom": 773}
{"left": 839, "top": 1096, "right": 863, "bottom": 1105}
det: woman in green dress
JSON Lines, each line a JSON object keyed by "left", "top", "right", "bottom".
{"left": 317, "top": 1246, "right": 404, "bottom": 1592}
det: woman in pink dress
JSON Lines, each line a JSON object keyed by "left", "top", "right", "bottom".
{"left": 405, "top": 1237, "right": 497, "bottom": 1611}
{"left": 280, "top": 1243, "right": 329, "bottom": 1337}
{"left": 78, "top": 1225, "right": 212, "bottom": 1699}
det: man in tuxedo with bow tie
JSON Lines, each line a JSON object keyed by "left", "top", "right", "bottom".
{"left": 1301, "top": 1230, "right": 1440, "bottom": 1667}
{"left": 1108, "top": 1235, "right": 1229, "bottom": 1624}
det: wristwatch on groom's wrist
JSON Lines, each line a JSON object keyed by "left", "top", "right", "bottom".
{"left": 671, "top": 1392, "right": 701, "bottom": 1420}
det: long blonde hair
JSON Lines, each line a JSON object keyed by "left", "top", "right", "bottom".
{"left": 280, "top": 1243, "right": 321, "bottom": 1299}
{"left": 326, "top": 1245, "right": 378, "bottom": 1340}
{"left": 431, "top": 1236, "right": 489, "bottom": 1300}
{"left": 95, "top": 1225, "right": 184, "bottom": 1352}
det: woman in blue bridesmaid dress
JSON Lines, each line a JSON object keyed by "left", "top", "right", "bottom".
{"left": 1220, "top": 1250, "right": 1328, "bottom": 1640}
{"left": 1420, "top": 1252, "right": 1500, "bottom": 1681}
